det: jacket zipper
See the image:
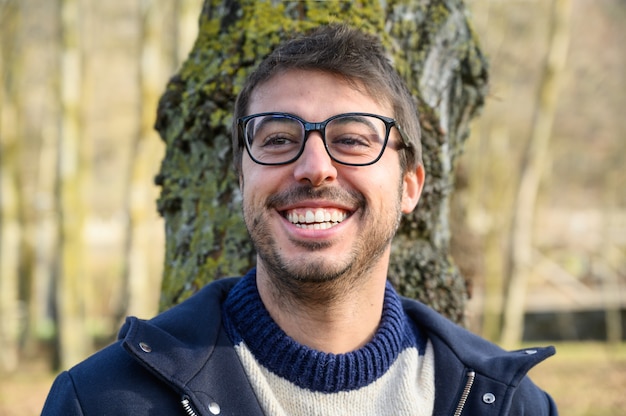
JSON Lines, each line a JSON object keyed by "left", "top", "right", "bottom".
{"left": 181, "top": 370, "right": 478, "bottom": 416}
{"left": 181, "top": 396, "right": 199, "bottom": 416}
{"left": 453, "top": 370, "right": 476, "bottom": 416}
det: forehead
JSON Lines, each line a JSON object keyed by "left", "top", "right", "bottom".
{"left": 247, "top": 69, "right": 393, "bottom": 120}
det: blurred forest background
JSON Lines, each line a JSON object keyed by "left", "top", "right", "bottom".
{"left": 0, "top": 0, "right": 625, "bottom": 414}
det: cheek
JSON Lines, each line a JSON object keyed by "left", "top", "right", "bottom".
{"left": 240, "top": 166, "right": 282, "bottom": 206}
{"left": 366, "top": 166, "right": 403, "bottom": 199}
{"left": 241, "top": 177, "right": 260, "bottom": 211}
{"left": 356, "top": 177, "right": 399, "bottom": 216}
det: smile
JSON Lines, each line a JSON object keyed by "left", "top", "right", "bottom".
{"left": 284, "top": 208, "right": 349, "bottom": 230}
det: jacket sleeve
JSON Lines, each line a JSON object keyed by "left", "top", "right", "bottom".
{"left": 41, "top": 371, "right": 85, "bottom": 416}
{"left": 509, "top": 376, "right": 559, "bottom": 415}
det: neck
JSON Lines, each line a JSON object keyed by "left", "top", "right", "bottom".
{"left": 255, "top": 260, "right": 389, "bottom": 354}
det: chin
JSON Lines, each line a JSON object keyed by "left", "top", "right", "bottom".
{"left": 269, "top": 256, "right": 351, "bottom": 284}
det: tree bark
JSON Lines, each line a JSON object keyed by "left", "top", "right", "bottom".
{"left": 155, "top": 0, "right": 488, "bottom": 322}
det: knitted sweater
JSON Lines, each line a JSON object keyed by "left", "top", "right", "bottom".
{"left": 222, "top": 272, "right": 436, "bottom": 415}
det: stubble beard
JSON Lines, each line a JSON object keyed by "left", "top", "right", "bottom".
{"left": 243, "top": 183, "right": 404, "bottom": 305}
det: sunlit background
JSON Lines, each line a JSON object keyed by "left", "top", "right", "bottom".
{"left": 1, "top": 0, "right": 625, "bottom": 414}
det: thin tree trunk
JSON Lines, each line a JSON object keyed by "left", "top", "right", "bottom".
{"left": 501, "top": 0, "right": 572, "bottom": 348}
{"left": 175, "top": 0, "right": 202, "bottom": 65}
{"left": 0, "top": 0, "right": 22, "bottom": 373}
{"left": 0, "top": 142, "right": 20, "bottom": 374}
{"left": 479, "top": 126, "right": 512, "bottom": 342}
{"left": 56, "top": 0, "right": 89, "bottom": 369}
{"left": 602, "top": 173, "right": 622, "bottom": 345}
{"left": 118, "top": 0, "right": 168, "bottom": 322}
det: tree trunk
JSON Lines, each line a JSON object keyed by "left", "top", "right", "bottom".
{"left": 601, "top": 173, "right": 622, "bottom": 346}
{"left": 117, "top": 0, "right": 172, "bottom": 322}
{"left": 500, "top": 0, "right": 572, "bottom": 347}
{"left": 478, "top": 126, "right": 513, "bottom": 342}
{"left": 155, "top": 0, "right": 488, "bottom": 322}
{"left": 55, "top": 0, "right": 89, "bottom": 369}
{"left": 175, "top": 0, "right": 203, "bottom": 64}
{"left": 0, "top": 0, "right": 21, "bottom": 372}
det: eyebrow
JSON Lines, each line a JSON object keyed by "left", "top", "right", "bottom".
{"left": 328, "top": 114, "right": 380, "bottom": 131}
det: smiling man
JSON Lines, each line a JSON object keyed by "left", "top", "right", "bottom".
{"left": 42, "top": 25, "right": 557, "bottom": 416}
{"left": 238, "top": 68, "right": 423, "bottom": 354}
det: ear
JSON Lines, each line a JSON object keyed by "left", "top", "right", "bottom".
{"left": 401, "top": 164, "right": 425, "bottom": 214}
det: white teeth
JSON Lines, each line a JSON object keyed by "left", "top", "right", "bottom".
{"left": 294, "top": 222, "right": 333, "bottom": 230}
{"left": 286, "top": 208, "right": 348, "bottom": 228}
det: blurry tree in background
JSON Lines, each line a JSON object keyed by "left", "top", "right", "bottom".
{"left": 0, "top": 0, "right": 20, "bottom": 373}
{"left": 0, "top": 0, "right": 197, "bottom": 372}
{"left": 461, "top": 0, "right": 626, "bottom": 343}
{"left": 500, "top": 0, "right": 573, "bottom": 347}
{"left": 56, "top": 0, "right": 89, "bottom": 372}
{"left": 154, "top": 0, "right": 488, "bottom": 323}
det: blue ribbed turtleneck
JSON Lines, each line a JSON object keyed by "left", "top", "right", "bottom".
{"left": 222, "top": 269, "right": 426, "bottom": 393}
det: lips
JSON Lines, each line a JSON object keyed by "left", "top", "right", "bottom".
{"left": 284, "top": 208, "right": 349, "bottom": 230}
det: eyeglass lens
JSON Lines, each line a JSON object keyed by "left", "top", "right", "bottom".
{"left": 244, "top": 114, "right": 389, "bottom": 165}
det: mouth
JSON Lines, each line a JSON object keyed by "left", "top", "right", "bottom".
{"left": 283, "top": 207, "right": 350, "bottom": 230}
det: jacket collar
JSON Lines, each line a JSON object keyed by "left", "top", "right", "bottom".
{"left": 118, "top": 277, "right": 264, "bottom": 416}
{"left": 401, "top": 297, "right": 555, "bottom": 415}
{"left": 401, "top": 297, "right": 555, "bottom": 383}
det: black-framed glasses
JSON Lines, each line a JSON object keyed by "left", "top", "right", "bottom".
{"left": 238, "top": 112, "right": 411, "bottom": 166}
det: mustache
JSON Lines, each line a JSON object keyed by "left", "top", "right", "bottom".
{"left": 266, "top": 185, "right": 365, "bottom": 210}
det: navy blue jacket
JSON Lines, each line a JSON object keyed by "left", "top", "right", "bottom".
{"left": 42, "top": 276, "right": 558, "bottom": 415}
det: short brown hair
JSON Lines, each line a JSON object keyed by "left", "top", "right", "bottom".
{"left": 232, "top": 24, "right": 422, "bottom": 174}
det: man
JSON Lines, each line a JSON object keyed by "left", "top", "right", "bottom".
{"left": 42, "top": 25, "right": 557, "bottom": 415}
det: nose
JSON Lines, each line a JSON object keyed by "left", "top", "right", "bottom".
{"left": 292, "top": 132, "right": 338, "bottom": 186}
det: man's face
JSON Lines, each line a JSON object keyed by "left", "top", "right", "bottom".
{"left": 240, "top": 69, "right": 423, "bottom": 286}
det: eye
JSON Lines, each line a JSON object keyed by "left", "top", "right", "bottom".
{"left": 260, "top": 134, "right": 299, "bottom": 147}
{"left": 331, "top": 134, "right": 373, "bottom": 148}
{"left": 326, "top": 115, "right": 385, "bottom": 150}
{"left": 248, "top": 116, "right": 303, "bottom": 149}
